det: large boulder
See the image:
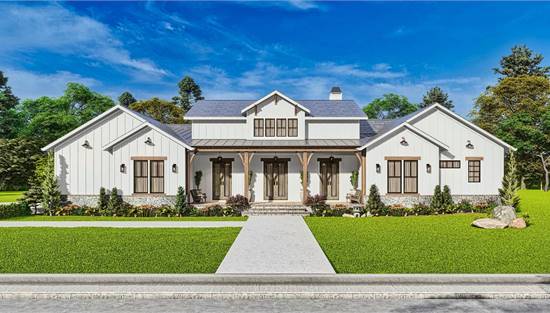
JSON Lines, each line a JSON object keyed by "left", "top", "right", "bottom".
{"left": 492, "top": 206, "right": 516, "bottom": 225}
{"left": 509, "top": 218, "right": 527, "bottom": 229}
{"left": 472, "top": 218, "right": 508, "bottom": 229}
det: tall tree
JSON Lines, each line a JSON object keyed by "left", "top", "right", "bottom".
{"left": 118, "top": 91, "right": 137, "bottom": 107}
{"left": 494, "top": 45, "right": 550, "bottom": 79}
{"left": 363, "top": 93, "right": 418, "bottom": 119}
{"left": 420, "top": 86, "right": 454, "bottom": 110}
{"left": 0, "top": 138, "right": 42, "bottom": 191}
{"left": 0, "top": 71, "right": 22, "bottom": 138}
{"left": 173, "top": 76, "right": 203, "bottom": 112}
{"left": 18, "top": 83, "right": 114, "bottom": 145}
{"left": 130, "top": 98, "right": 184, "bottom": 124}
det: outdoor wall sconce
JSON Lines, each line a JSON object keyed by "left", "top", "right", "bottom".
{"left": 82, "top": 140, "right": 91, "bottom": 149}
{"left": 172, "top": 164, "right": 177, "bottom": 173}
{"left": 120, "top": 164, "right": 126, "bottom": 173}
{"left": 400, "top": 137, "right": 408, "bottom": 146}
{"left": 376, "top": 163, "right": 381, "bottom": 173}
{"left": 144, "top": 137, "right": 153, "bottom": 145}
{"left": 329, "top": 156, "right": 335, "bottom": 162}
{"left": 466, "top": 140, "right": 474, "bottom": 149}
{"left": 426, "top": 164, "right": 432, "bottom": 173}
{"left": 274, "top": 156, "right": 279, "bottom": 161}
{"left": 217, "top": 156, "right": 223, "bottom": 162}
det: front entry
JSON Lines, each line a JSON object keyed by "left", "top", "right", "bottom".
{"left": 319, "top": 158, "right": 340, "bottom": 200}
{"left": 212, "top": 158, "right": 232, "bottom": 200}
{"left": 263, "top": 158, "right": 289, "bottom": 200}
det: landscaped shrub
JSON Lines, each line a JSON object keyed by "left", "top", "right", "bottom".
{"left": 226, "top": 194, "right": 250, "bottom": 213}
{"left": 84, "top": 206, "right": 99, "bottom": 216}
{"left": 472, "top": 201, "right": 498, "bottom": 214}
{"left": 174, "top": 186, "right": 190, "bottom": 216}
{"left": 499, "top": 152, "right": 520, "bottom": 209}
{"left": 40, "top": 153, "right": 61, "bottom": 216}
{"left": 441, "top": 185, "right": 454, "bottom": 212}
{"left": 0, "top": 202, "right": 31, "bottom": 219}
{"left": 97, "top": 187, "right": 108, "bottom": 213}
{"left": 136, "top": 205, "right": 158, "bottom": 217}
{"left": 158, "top": 205, "right": 177, "bottom": 217}
{"left": 107, "top": 187, "right": 122, "bottom": 216}
{"left": 196, "top": 205, "right": 225, "bottom": 217}
{"left": 305, "top": 194, "right": 330, "bottom": 217}
{"left": 55, "top": 204, "right": 84, "bottom": 216}
{"left": 222, "top": 206, "right": 241, "bottom": 217}
{"left": 411, "top": 203, "right": 433, "bottom": 215}
{"left": 456, "top": 200, "right": 474, "bottom": 213}
{"left": 365, "top": 184, "right": 385, "bottom": 216}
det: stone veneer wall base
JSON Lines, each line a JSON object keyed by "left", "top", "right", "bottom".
{"left": 65, "top": 195, "right": 177, "bottom": 207}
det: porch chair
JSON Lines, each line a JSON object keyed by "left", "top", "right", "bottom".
{"left": 346, "top": 189, "right": 361, "bottom": 203}
{"left": 191, "top": 189, "right": 207, "bottom": 203}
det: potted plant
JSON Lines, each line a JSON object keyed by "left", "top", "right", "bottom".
{"left": 194, "top": 170, "right": 203, "bottom": 190}
{"left": 350, "top": 170, "right": 359, "bottom": 192}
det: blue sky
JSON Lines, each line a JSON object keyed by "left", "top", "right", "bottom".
{"left": 2, "top": 1, "right": 550, "bottom": 116}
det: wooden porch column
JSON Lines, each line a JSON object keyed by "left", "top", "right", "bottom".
{"left": 355, "top": 151, "right": 367, "bottom": 204}
{"left": 239, "top": 152, "right": 254, "bottom": 200}
{"left": 186, "top": 151, "right": 196, "bottom": 202}
{"left": 297, "top": 151, "right": 313, "bottom": 204}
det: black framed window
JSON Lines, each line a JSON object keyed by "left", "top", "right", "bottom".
{"left": 468, "top": 160, "right": 481, "bottom": 183}
{"left": 150, "top": 160, "right": 165, "bottom": 193}
{"left": 265, "top": 118, "right": 275, "bottom": 137}
{"left": 288, "top": 118, "right": 298, "bottom": 137}
{"left": 440, "top": 160, "right": 460, "bottom": 169}
{"left": 134, "top": 160, "right": 148, "bottom": 193}
{"left": 276, "top": 119, "right": 287, "bottom": 137}
{"left": 387, "top": 160, "right": 402, "bottom": 193}
{"left": 403, "top": 160, "right": 418, "bottom": 193}
{"left": 254, "top": 119, "right": 264, "bottom": 137}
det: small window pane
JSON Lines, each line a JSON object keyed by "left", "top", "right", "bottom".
{"left": 288, "top": 119, "right": 298, "bottom": 137}
{"left": 387, "top": 160, "right": 402, "bottom": 193}
{"left": 265, "top": 119, "right": 275, "bottom": 137}
{"left": 254, "top": 119, "right": 264, "bottom": 137}
{"left": 468, "top": 160, "right": 481, "bottom": 183}
{"left": 134, "top": 160, "right": 148, "bottom": 193}
{"left": 276, "top": 119, "right": 287, "bottom": 137}
{"left": 150, "top": 160, "right": 164, "bottom": 193}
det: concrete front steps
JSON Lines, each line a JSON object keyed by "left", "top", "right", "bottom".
{"left": 245, "top": 203, "right": 311, "bottom": 216}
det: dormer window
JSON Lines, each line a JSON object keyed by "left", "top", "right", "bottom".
{"left": 254, "top": 118, "right": 297, "bottom": 138}
{"left": 276, "top": 119, "right": 287, "bottom": 137}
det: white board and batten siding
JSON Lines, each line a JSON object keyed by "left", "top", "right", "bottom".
{"left": 411, "top": 109, "right": 504, "bottom": 195}
{"left": 54, "top": 110, "right": 186, "bottom": 196}
{"left": 365, "top": 128, "right": 440, "bottom": 195}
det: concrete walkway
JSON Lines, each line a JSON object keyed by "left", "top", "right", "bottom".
{"left": 0, "top": 221, "right": 245, "bottom": 228}
{"left": 216, "top": 216, "right": 335, "bottom": 274}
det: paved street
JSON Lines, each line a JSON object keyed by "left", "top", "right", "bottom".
{"left": 1, "top": 298, "right": 550, "bottom": 313}
{"left": 216, "top": 216, "right": 335, "bottom": 274}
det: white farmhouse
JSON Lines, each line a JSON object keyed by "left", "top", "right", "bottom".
{"left": 42, "top": 88, "right": 514, "bottom": 209}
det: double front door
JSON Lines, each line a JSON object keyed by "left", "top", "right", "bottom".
{"left": 263, "top": 158, "right": 288, "bottom": 200}
{"left": 319, "top": 158, "right": 340, "bottom": 200}
{"left": 212, "top": 158, "right": 232, "bottom": 200}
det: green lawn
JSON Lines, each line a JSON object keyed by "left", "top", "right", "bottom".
{"left": 6, "top": 215, "right": 247, "bottom": 221}
{"left": 0, "top": 227, "right": 241, "bottom": 273}
{"left": 306, "top": 190, "right": 550, "bottom": 273}
{"left": 0, "top": 191, "right": 25, "bottom": 203}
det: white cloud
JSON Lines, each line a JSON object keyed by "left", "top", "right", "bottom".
{"left": 4, "top": 68, "right": 100, "bottom": 100}
{"left": 0, "top": 3, "right": 167, "bottom": 77}
{"left": 316, "top": 62, "right": 408, "bottom": 79}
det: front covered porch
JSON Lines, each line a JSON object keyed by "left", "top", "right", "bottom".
{"left": 185, "top": 145, "right": 366, "bottom": 205}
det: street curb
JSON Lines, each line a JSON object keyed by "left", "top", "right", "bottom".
{"left": 1, "top": 292, "right": 550, "bottom": 300}
{"left": 1, "top": 274, "right": 549, "bottom": 284}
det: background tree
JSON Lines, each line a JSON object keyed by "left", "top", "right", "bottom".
{"left": 0, "top": 71, "right": 22, "bottom": 139}
{"left": 420, "top": 86, "right": 454, "bottom": 110}
{"left": 494, "top": 45, "right": 550, "bottom": 78}
{"left": 363, "top": 93, "right": 418, "bottom": 119}
{"left": 0, "top": 139, "right": 41, "bottom": 191}
{"left": 173, "top": 76, "right": 203, "bottom": 112}
{"left": 18, "top": 83, "right": 114, "bottom": 145}
{"left": 129, "top": 98, "right": 184, "bottom": 124}
{"left": 118, "top": 91, "right": 137, "bottom": 107}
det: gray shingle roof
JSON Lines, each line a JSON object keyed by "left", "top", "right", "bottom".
{"left": 186, "top": 100, "right": 366, "bottom": 118}
{"left": 192, "top": 139, "right": 360, "bottom": 147}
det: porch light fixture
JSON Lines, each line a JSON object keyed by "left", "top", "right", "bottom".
{"left": 466, "top": 140, "right": 474, "bottom": 149}
{"left": 274, "top": 156, "right": 279, "bottom": 161}
{"left": 400, "top": 137, "right": 408, "bottom": 146}
{"left": 120, "top": 164, "right": 126, "bottom": 173}
{"left": 144, "top": 137, "right": 153, "bottom": 145}
{"left": 426, "top": 164, "right": 432, "bottom": 173}
{"left": 217, "top": 156, "right": 223, "bottom": 162}
{"left": 376, "top": 163, "right": 381, "bottom": 173}
{"left": 82, "top": 140, "right": 91, "bottom": 149}
{"left": 329, "top": 156, "right": 335, "bottom": 162}
{"left": 172, "top": 164, "right": 177, "bottom": 173}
